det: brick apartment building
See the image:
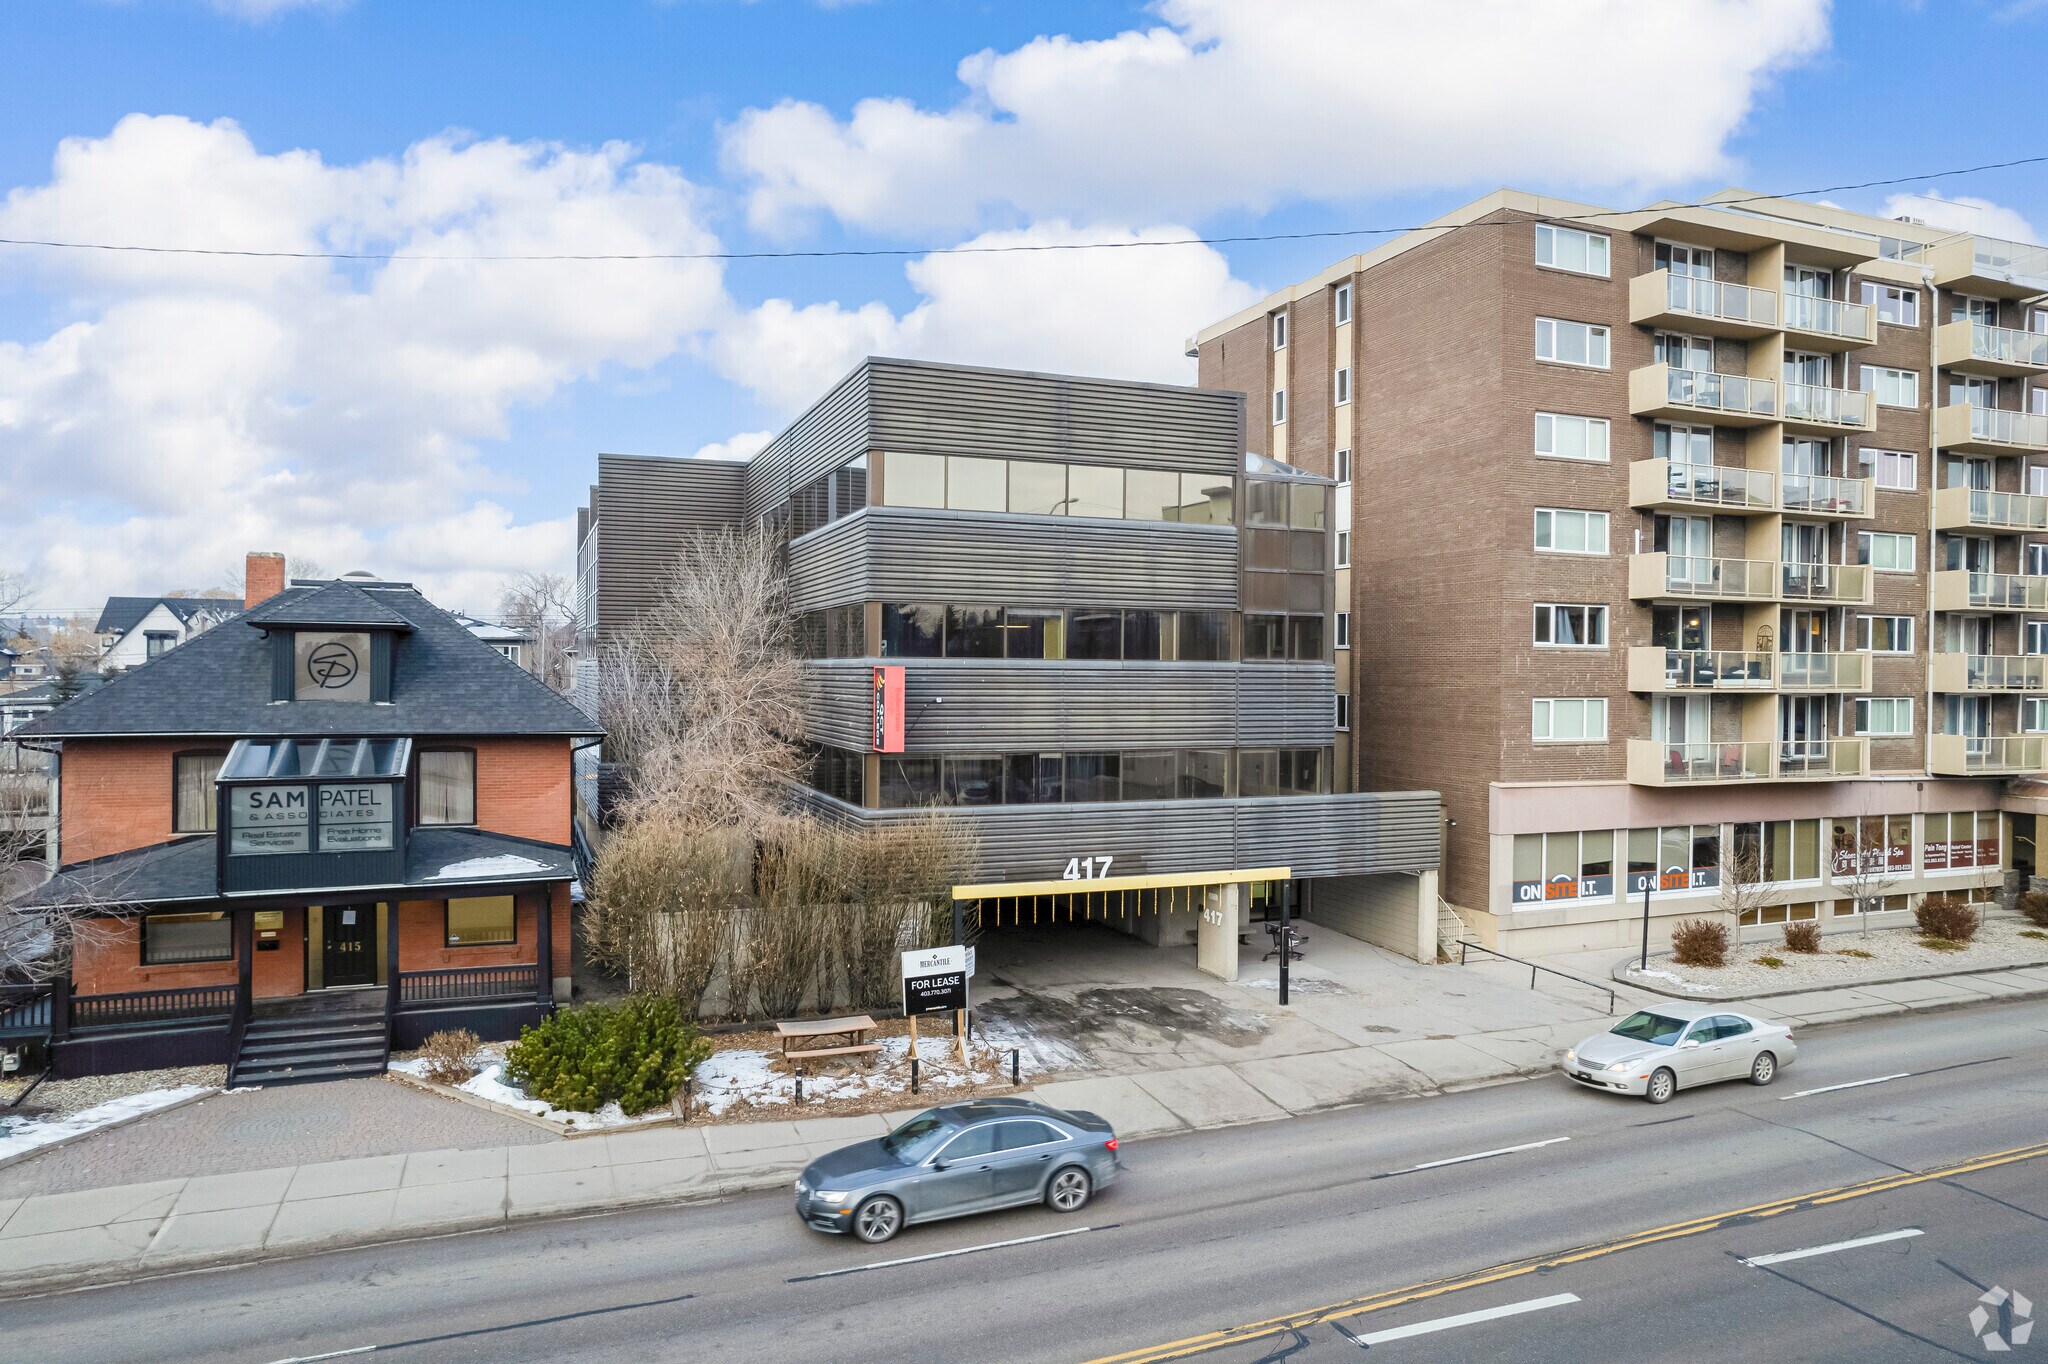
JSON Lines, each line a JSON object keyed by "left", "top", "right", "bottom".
{"left": 1197, "top": 189, "right": 2048, "bottom": 954}
{"left": 3, "top": 554, "right": 598, "bottom": 1082}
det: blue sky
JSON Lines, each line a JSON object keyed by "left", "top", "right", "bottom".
{"left": 5, "top": 0, "right": 2048, "bottom": 612}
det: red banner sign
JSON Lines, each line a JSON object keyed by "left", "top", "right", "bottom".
{"left": 871, "top": 665, "right": 905, "bottom": 753}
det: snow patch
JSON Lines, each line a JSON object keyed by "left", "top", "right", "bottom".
{"left": 425, "top": 854, "right": 554, "bottom": 882}
{"left": 388, "top": 1057, "right": 642, "bottom": 1130}
{"left": 0, "top": 1085, "right": 214, "bottom": 1160}
{"left": 1626, "top": 968, "right": 1718, "bottom": 994}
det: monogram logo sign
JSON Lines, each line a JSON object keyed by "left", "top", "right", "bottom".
{"left": 293, "top": 632, "right": 373, "bottom": 702}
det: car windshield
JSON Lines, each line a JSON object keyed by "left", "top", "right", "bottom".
{"left": 1608, "top": 1011, "right": 1689, "bottom": 1046}
{"left": 880, "top": 1113, "right": 955, "bottom": 1164}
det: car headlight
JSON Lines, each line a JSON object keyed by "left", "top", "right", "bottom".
{"left": 1564, "top": 1049, "right": 1576, "bottom": 1063}
{"left": 1606, "top": 1058, "right": 1636, "bottom": 1072}
{"left": 813, "top": 1190, "right": 849, "bottom": 1203}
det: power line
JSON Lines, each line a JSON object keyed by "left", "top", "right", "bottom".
{"left": 0, "top": 155, "right": 2042, "bottom": 264}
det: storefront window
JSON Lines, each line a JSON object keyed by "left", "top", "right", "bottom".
{"left": 143, "top": 911, "right": 233, "bottom": 965}
{"left": 1624, "top": 825, "right": 1720, "bottom": 895}
{"left": 880, "top": 604, "right": 945, "bottom": 658}
{"left": 879, "top": 757, "right": 941, "bottom": 807}
{"left": 446, "top": 895, "right": 516, "bottom": 947}
{"left": 1923, "top": 810, "right": 2000, "bottom": 870}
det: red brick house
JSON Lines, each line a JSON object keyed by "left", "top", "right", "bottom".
{"left": 6, "top": 555, "right": 600, "bottom": 1083}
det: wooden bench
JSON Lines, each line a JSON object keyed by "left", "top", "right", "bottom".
{"left": 775, "top": 1014, "right": 880, "bottom": 1063}
{"left": 784, "top": 1041, "right": 884, "bottom": 1062}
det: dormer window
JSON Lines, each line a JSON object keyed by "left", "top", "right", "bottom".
{"left": 293, "top": 632, "right": 372, "bottom": 701}
{"left": 246, "top": 579, "right": 413, "bottom": 703}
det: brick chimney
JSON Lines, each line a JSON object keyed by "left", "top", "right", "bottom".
{"left": 245, "top": 551, "right": 287, "bottom": 610}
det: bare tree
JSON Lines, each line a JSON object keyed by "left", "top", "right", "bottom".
{"left": 598, "top": 524, "right": 804, "bottom": 829}
{"left": 1716, "top": 837, "right": 1774, "bottom": 941}
{"left": 498, "top": 571, "right": 580, "bottom": 695}
{"left": 1829, "top": 808, "right": 1904, "bottom": 939}
{"left": 0, "top": 569, "right": 31, "bottom": 620}
{"left": 0, "top": 788, "right": 136, "bottom": 983}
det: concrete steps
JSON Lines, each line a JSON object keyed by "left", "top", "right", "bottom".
{"left": 230, "top": 1005, "right": 389, "bottom": 1088}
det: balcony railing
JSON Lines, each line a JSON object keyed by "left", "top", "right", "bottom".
{"left": 1901, "top": 235, "right": 2048, "bottom": 297}
{"left": 1936, "top": 404, "right": 2048, "bottom": 452}
{"left": 1627, "top": 647, "right": 1774, "bottom": 692}
{"left": 1630, "top": 554, "right": 1871, "bottom": 605}
{"left": 1782, "top": 383, "right": 1874, "bottom": 430}
{"left": 1629, "top": 270, "right": 1778, "bottom": 333}
{"left": 1629, "top": 458, "right": 1773, "bottom": 512}
{"left": 1779, "top": 471, "right": 1872, "bottom": 518}
{"left": 1781, "top": 294, "right": 1874, "bottom": 345}
{"left": 1776, "top": 651, "right": 1872, "bottom": 691}
{"left": 1933, "top": 486, "right": 2048, "bottom": 533}
{"left": 1929, "top": 733, "right": 2046, "bottom": 776}
{"left": 1931, "top": 569, "right": 2048, "bottom": 612}
{"left": 1937, "top": 320, "right": 2048, "bottom": 375}
{"left": 1930, "top": 654, "right": 2048, "bottom": 693}
{"left": 1776, "top": 738, "right": 1868, "bottom": 778}
{"left": 1626, "top": 737, "right": 1867, "bottom": 785}
{"left": 1629, "top": 364, "right": 1778, "bottom": 425}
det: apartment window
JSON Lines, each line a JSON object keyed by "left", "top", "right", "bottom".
{"left": 145, "top": 632, "right": 175, "bottom": 659}
{"left": 1858, "top": 614, "right": 1914, "bottom": 653}
{"left": 1334, "top": 367, "right": 1351, "bottom": 405}
{"left": 1333, "top": 283, "right": 1352, "bottom": 326}
{"left": 1854, "top": 697, "right": 1913, "bottom": 737}
{"left": 1335, "top": 448, "right": 1352, "bottom": 484}
{"left": 446, "top": 895, "right": 517, "bottom": 947}
{"left": 1923, "top": 810, "right": 1998, "bottom": 871}
{"left": 1857, "top": 447, "right": 1916, "bottom": 491}
{"left": 1334, "top": 694, "right": 1350, "bottom": 732}
{"left": 1272, "top": 390, "right": 1287, "bottom": 424}
{"left": 1272, "top": 312, "right": 1287, "bottom": 349}
{"left": 1531, "top": 697, "right": 1607, "bottom": 743}
{"left": 1533, "top": 508, "right": 1609, "bottom": 555}
{"left": 1860, "top": 365, "right": 1920, "bottom": 409}
{"left": 172, "top": 750, "right": 225, "bottom": 833}
{"left": 1334, "top": 530, "right": 1351, "bottom": 568}
{"left": 1535, "top": 317, "right": 1610, "bottom": 369}
{"left": 1534, "top": 223, "right": 1611, "bottom": 277}
{"left": 1533, "top": 412, "right": 1611, "bottom": 463}
{"left": 1859, "top": 281, "right": 1920, "bottom": 327}
{"left": 1334, "top": 611, "right": 1350, "bottom": 648}
{"left": 1857, "top": 531, "right": 1916, "bottom": 573}
{"left": 2025, "top": 697, "right": 2048, "bottom": 733}
{"left": 1533, "top": 604, "right": 1608, "bottom": 648}
{"left": 417, "top": 748, "right": 477, "bottom": 826}
{"left": 141, "top": 911, "right": 233, "bottom": 966}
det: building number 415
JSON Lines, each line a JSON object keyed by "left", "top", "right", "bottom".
{"left": 1062, "top": 856, "right": 1115, "bottom": 881}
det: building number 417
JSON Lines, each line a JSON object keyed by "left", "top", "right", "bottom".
{"left": 1062, "top": 856, "right": 1115, "bottom": 881}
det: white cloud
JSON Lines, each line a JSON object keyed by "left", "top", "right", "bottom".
{"left": 690, "top": 431, "right": 775, "bottom": 461}
{"left": 724, "top": 0, "right": 1832, "bottom": 235}
{"left": 1880, "top": 190, "right": 2037, "bottom": 243}
{"left": 205, "top": 0, "right": 351, "bottom": 20}
{"left": 710, "top": 221, "right": 1257, "bottom": 413}
{"left": 0, "top": 114, "right": 727, "bottom": 608}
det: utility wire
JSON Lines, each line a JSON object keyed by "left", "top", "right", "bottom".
{"left": 0, "top": 155, "right": 2042, "bottom": 264}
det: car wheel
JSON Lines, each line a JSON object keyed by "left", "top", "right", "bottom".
{"left": 1046, "top": 1167, "right": 1091, "bottom": 1214}
{"left": 1748, "top": 1051, "right": 1777, "bottom": 1086}
{"left": 852, "top": 1196, "right": 903, "bottom": 1245}
{"left": 1645, "top": 1067, "right": 1676, "bottom": 1105}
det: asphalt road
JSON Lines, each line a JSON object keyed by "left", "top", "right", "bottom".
{"left": 8, "top": 997, "right": 2046, "bottom": 1364}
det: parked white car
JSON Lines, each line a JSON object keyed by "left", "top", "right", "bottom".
{"left": 1563, "top": 1004, "right": 1796, "bottom": 1104}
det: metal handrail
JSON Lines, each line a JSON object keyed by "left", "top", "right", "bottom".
{"left": 1458, "top": 939, "right": 1617, "bottom": 1013}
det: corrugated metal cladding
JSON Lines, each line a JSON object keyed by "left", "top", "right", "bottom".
{"left": 744, "top": 366, "right": 871, "bottom": 523}
{"left": 802, "top": 661, "right": 1336, "bottom": 749}
{"left": 593, "top": 454, "right": 746, "bottom": 636}
{"left": 787, "top": 509, "right": 1240, "bottom": 614}
{"left": 798, "top": 790, "right": 1443, "bottom": 882}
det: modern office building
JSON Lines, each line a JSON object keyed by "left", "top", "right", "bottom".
{"left": 578, "top": 358, "right": 1442, "bottom": 972}
{"left": 1196, "top": 189, "right": 2048, "bottom": 954}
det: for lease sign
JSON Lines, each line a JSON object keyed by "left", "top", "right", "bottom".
{"left": 901, "top": 945, "right": 968, "bottom": 1015}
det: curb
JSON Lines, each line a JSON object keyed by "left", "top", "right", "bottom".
{"left": 382, "top": 1070, "right": 681, "bottom": 1141}
{"left": 1609, "top": 949, "right": 2048, "bottom": 1001}
{"left": 0, "top": 1088, "right": 219, "bottom": 1173}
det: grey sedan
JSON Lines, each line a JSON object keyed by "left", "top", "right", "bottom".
{"left": 1564, "top": 1004, "right": 1797, "bottom": 1104}
{"left": 795, "top": 1097, "right": 1120, "bottom": 1244}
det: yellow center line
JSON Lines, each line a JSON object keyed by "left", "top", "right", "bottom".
{"left": 1080, "top": 1140, "right": 2048, "bottom": 1364}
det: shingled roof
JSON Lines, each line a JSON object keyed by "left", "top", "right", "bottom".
{"left": 94, "top": 595, "right": 242, "bottom": 636}
{"left": 19, "top": 582, "right": 600, "bottom": 740}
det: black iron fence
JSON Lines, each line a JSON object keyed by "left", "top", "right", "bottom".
{"left": 0, "top": 985, "right": 52, "bottom": 1036}
{"left": 398, "top": 965, "right": 539, "bottom": 1006}
{"left": 72, "top": 983, "right": 236, "bottom": 1030}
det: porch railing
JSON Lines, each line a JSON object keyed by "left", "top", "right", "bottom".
{"left": 0, "top": 985, "right": 52, "bottom": 1036}
{"left": 71, "top": 984, "right": 236, "bottom": 1030}
{"left": 398, "top": 965, "right": 540, "bottom": 1006}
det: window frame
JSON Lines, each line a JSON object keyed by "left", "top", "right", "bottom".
{"left": 1532, "top": 603, "right": 1609, "bottom": 649}
{"left": 1858, "top": 446, "right": 1916, "bottom": 491}
{"left": 1859, "top": 281, "right": 1920, "bottom": 328}
{"left": 1271, "top": 312, "right": 1288, "bottom": 350}
{"left": 414, "top": 746, "right": 479, "bottom": 828}
{"left": 171, "top": 747, "right": 228, "bottom": 834}
{"left": 1334, "top": 693, "right": 1350, "bottom": 732}
{"left": 1857, "top": 530, "right": 1917, "bottom": 573}
{"left": 1333, "top": 283, "right": 1352, "bottom": 326}
{"left": 1533, "top": 411, "right": 1612, "bottom": 463}
{"left": 1333, "top": 367, "right": 1351, "bottom": 406}
{"left": 1334, "top": 448, "right": 1352, "bottom": 485}
{"left": 1533, "top": 507, "right": 1610, "bottom": 556}
{"left": 1853, "top": 696, "right": 1913, "bottom": 737}
{"left": 1334, "top": 611, "right": 1350, "bottom": 649}
{"left": 1534, "top": 223, "right": 1612, "bottom": 278}
{"left": 1858, "top": 614, "right": 1915, "bottom": 654}
{"left": 141, "top": 910, "right": 234, "bottom": 966}
{"left": 443, "top": 894, "right": 519, "bottom": 949}
{"left": 1535, "top": 317, "right": 1611, "bottom": 369}
{"left": 1334, "top": 529, "right": 1351, "bottom": 568}
{"left": 1859, "top": 364, "right": 1920, "bottom": 410}
{"left": 1272, "top": 389, "right": 1287, "bottom": 424}
{"left": 1531, "top": 697, "right": 1608, "bottom": 744}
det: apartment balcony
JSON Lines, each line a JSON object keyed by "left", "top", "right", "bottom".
{"left": 1936, "top": 320, "right": 2048, "bottom": 378}
{"left": 1626, "top": 737, "right": 1867, "bottom": 786}
{"left": 1629, "top": 554, "right": 1871, "bottom": 606}
{"left": 1628, "top": 271, "right": 1778, "bottom": 339}
{"left": 1780, "top": 294, "right": 1875, "bottom": 350}
{"left": 1780, "top": 383, "right": 1875, "bottom": 435}
{"left": 1935, "top": 404, "right": 2048, "bottom": 455}
{"left": 1904, "top": 235, "right": 2048, "bottom": 299}
{"left": 1778, "top": 471, "right": 1874, "bottom": 519}
{"left": 1933, "top": 486, "right": 2048, "bottom": 533}
{"left": 1628, "top": 365, "right": 1778, "bottom": 427}
{"left": 1930, "top": 568, "right": 2048, "bottom": 613}
{"left": 1626, "top": 647, "right": 1870, "bottom": 694}
{"left": 1929, "top": 733, "right": 2046, "bottom": 777}
{"left": 1628, "top": 458, "right": 1773, "bottom": 514}
{"left": 1930, "top": 653, "right": 2048, "bottom": 693}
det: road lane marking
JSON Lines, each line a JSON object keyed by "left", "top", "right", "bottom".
{"left": 1371, "top": 1137, "right": 1570, "bottom": 1178}
{"left": 787, "top": 1225, "right": 1109, "bottom": 1282}
{"left": 1080, "top": 1140, "right": 2048, "bottom": 1364}
{"left": 256, "top": 1291, "right": 696, "bottom": 1363}
{"left": 265, "top": 1351, "right": 376, "bottom": 1364}
{"left": 1780, "top": 1073, "right": 1911, "bottom": 1099}
{"left": 1333, "top": 1293, "right": 1579, "bottom": 1347}
{"left": 1741, "top": 1228, "right": 1924, "bottom": 1267}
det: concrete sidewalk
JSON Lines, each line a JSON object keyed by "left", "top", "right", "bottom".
{"left": 4, "top": 956, "right": 2045, "bottom": 1296}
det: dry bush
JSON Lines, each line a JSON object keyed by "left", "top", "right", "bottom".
{"left": 1670, "top": 918, "right": 1730, "bottom": 968}
{"left": 1782, "top": 921, "right": 1822, "bottom": 955}
{"left": 419, "top": 1028, "right": 483, "bottom": 1085}
{"left": 2017, "top": 891, "right": 2048, "bottom": 928}
{"left": 1914, "top": 894, "right": 1981, "bottom": 944}
{"left": 583, "top": 813, "right": 745, "bottom": 1015}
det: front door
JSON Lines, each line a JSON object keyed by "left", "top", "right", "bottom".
{"left": 323, "top": 905, "right": 377, "bottom": 987}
